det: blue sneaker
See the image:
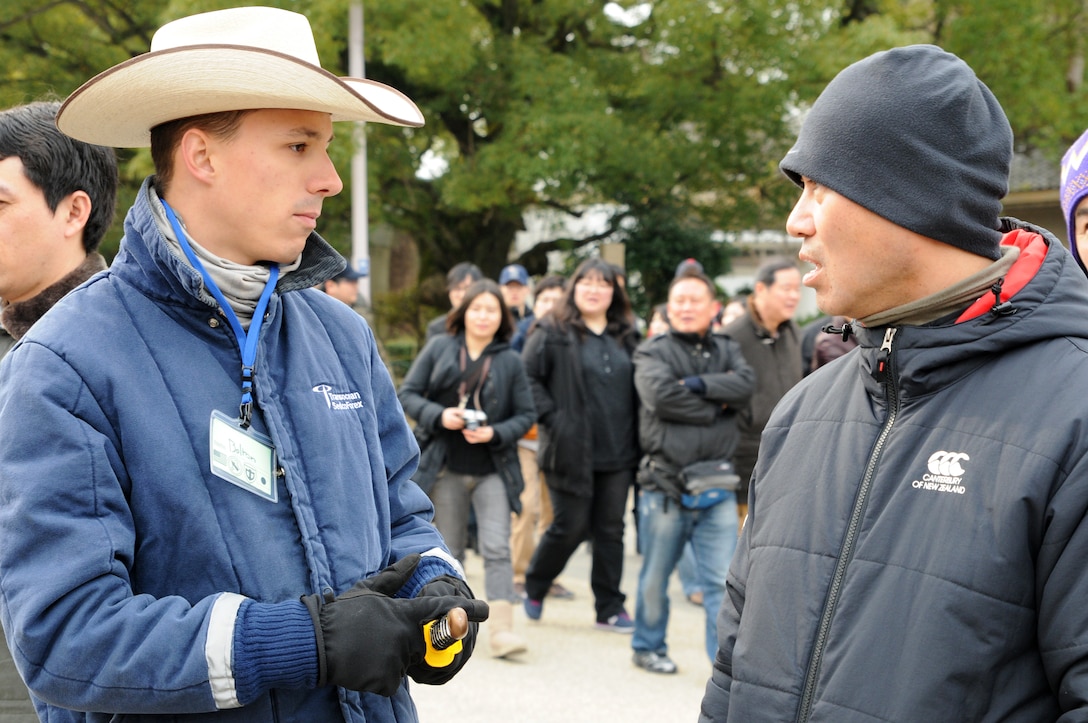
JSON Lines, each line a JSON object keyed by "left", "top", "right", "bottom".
{"left": 524, "top": 597, "right": 543, "bottom": 621}
{"left": 595, "top": 610, "right": 634, "bottom": 633}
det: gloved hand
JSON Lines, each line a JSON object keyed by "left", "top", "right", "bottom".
{"left": 407, "top": 574, "right": 484, "bottom": 685}
{"left": 681, "top": 375, "right": 707, "bottom": 395}
{"left": 301, "top": 554, "right": 489, "bottom": 697}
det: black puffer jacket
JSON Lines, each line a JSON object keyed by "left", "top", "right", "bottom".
{"left": 633, "top": 330, "right": 754, "bottom": 497}
{"left": 398, "top": 333, "right": 536, "bottom": 514}
{"left": 521, "top": 319, "right": 639, "bottom": 497}
{"left": 701, "top": 223, "right": 1088, "bottom": 722}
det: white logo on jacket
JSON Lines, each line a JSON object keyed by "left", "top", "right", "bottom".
{"left": 911, "top": 450, "right": 969, "bottom": 495}
{"left": 312, "top": 384, "right": 364, "bottom": 411}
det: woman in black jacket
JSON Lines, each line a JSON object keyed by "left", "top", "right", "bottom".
{"left": 521, "top": 258, "right": 641, "bottom": 631}
{"left": 399, "top": 280, "right": 536, "bottom": 659}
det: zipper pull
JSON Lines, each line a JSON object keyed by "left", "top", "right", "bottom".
{"left": 824, "top": 320, "right": 855, "bottom": 342}
{"left": 983, "top": 277, "right": 1017, "bottom": 322}
{"left": 871, "top": 327, "right": 897, "bottom": 383}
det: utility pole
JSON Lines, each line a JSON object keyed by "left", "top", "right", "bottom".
{"left": 348, "top": 2, "right": 370, "bottom": 305}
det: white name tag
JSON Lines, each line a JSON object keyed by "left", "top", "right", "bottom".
{"left": 209, "top": 410, "right": 278, "bottom": 502}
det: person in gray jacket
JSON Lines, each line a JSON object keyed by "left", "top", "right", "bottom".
{"left": 721, "top": 257, "right": 803, "bottom": 525}
{"left": 701, "top": 45, "right": 1088, "bottom": 721}
{"left": 630, "top": 268, "right": 753, "bottom": 675}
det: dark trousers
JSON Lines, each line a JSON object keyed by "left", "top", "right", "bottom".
{"left": 525, "top": 467, "right": 633, "bottom": 620}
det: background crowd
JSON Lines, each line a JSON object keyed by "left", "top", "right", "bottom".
{"left": 393, "top": 253, "right": 808, "bottom": 677}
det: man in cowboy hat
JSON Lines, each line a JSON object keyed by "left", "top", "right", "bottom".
{"left": 0, "top": 7, "right": 487, "bottom": 722}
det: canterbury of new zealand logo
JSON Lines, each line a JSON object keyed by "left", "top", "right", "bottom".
{"left": 911, "top": 451, "right": 969, "bottom": 495}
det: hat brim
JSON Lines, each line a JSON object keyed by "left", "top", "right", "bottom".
{"left": 57, "top": 45, "right": 424, "bottom": 148}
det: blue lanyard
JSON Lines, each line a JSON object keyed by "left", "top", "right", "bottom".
{"left": 161, "top": 200, "right": 279, "bottom": 428}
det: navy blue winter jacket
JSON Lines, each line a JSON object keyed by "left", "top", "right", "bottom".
{"left": 0, "top": 180, "right": 458, "bottom": 721}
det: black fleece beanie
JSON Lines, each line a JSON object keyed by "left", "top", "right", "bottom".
{"left": 779, "top": 45, "right": 1011, "bottom": 260}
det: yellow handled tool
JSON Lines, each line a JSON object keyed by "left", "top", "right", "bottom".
{"left": 423, "top": 607, "right": 469, "bottom": 667}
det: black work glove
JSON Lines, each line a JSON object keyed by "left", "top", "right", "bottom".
{"left": 301, "top": 554, "right": 489, "bottom": 697}
{"left": 407, "top": 574, "right": 484, "bottom": 685}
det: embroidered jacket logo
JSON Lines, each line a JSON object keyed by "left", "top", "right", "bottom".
{"left": 312, "top": 384, "right": 363, "bottom": 411}
{"left": 911, "top": 451, "right": 969, "bottom": 495}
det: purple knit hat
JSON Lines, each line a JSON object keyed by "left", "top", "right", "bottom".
{"left": 1060, "top": 127, "right": 1088, "bottom": 273}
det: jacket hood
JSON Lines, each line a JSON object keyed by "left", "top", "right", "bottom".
{"left": 111, "top": 178, "right": 344, "bottom": 310}
{"left": 847, "top": 218, "right": 1088, "bottom": 401}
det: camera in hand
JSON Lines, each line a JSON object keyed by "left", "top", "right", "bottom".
{"left": 462, "top": 409, "right": 488, "bottom": 430}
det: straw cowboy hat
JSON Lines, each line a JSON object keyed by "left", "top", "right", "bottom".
{"left": 57, "top": 6, "right": 424, "bottom": 149}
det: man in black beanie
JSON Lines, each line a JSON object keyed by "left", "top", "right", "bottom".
{"left": 700, "top": 45, "right": 1088, "bottom": 721}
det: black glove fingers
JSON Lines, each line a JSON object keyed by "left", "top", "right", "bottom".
{"left": 461, "top": 599, "right": 490, "bottom": 623}
{"left": 360, "top": 554, "right": 422, "bottom": 597}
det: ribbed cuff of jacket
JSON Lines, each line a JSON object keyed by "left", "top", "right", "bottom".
{"left": 397, "top": 548, "right": 465, "bottom": 598}
{"left": 232, "top": 599, "right": 319, "bottom": 705}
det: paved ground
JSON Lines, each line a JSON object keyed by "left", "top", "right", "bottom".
{"left": 0, "top": 644, "right": 35, "bottom": 723}
{"left": 413, "top": 521, "right": 715, "bottom": 723}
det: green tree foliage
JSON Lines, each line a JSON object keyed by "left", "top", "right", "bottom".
{"left": 3, "top": 0, "right": 1082, "bottom": 310}
{"left": 619, "top": 202, "right": 731, "bottom": 318}
{"left": 0, "top": 1, "right": 166, "bottom": 257}
{"left": 363, "top": 0, "right": 824, "bottom": 286}
{"left": 801, "top": 1, "right": 1088, "bottom": 157}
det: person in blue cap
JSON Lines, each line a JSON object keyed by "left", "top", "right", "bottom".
{"left": 498, "top": 263, "right": 532, "bottom": 324}
{"left": 322, "top": 256, "right": 363, "bottom": 307}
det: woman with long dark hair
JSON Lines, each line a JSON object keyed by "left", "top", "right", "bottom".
{"left": 521, "top": 258, "right": 641, "bottom": 631}
{"left": 399, "top": 279, "right": 536, "bottom": 658}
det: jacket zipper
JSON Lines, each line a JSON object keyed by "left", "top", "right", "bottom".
{"left": 797, "top": 327, "right": 899, "bottom": 722}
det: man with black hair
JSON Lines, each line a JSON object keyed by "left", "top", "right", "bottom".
{"left": 0, "top": 101, "right": 117, "bottom": 358}
{"left": 425, "top": 262, "right": 483, "bottom": 341}
{"left": 721, "top": 257, "right": 803, "bottom": 523}
{"left": 630, "top": 268, "right": 752, "bottom": 675}
{"left": 0, "top": 97, "right": 119, "bottom": 717}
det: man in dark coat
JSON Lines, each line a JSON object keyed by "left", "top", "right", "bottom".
{"left": 721, "top": 256, "right": 803, "bottom": 524}
{"left": 630, "top": 269, "right": 753, "bottom": 675}
{"left": 701, "top": 44, "right": 1088, "bottom": 722}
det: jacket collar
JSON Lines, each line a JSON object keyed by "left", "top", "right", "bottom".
{"left": 112, "top": 178, "right": 343, "bottom": 308}
{"left": 1, "top": 253, "right": 108, "bottom": 341}
{"left": 667, "top": 328, "right": 713, "bottom": 345}
{"left": 851, "top": 219, "right": 1088, "bottom": 399}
